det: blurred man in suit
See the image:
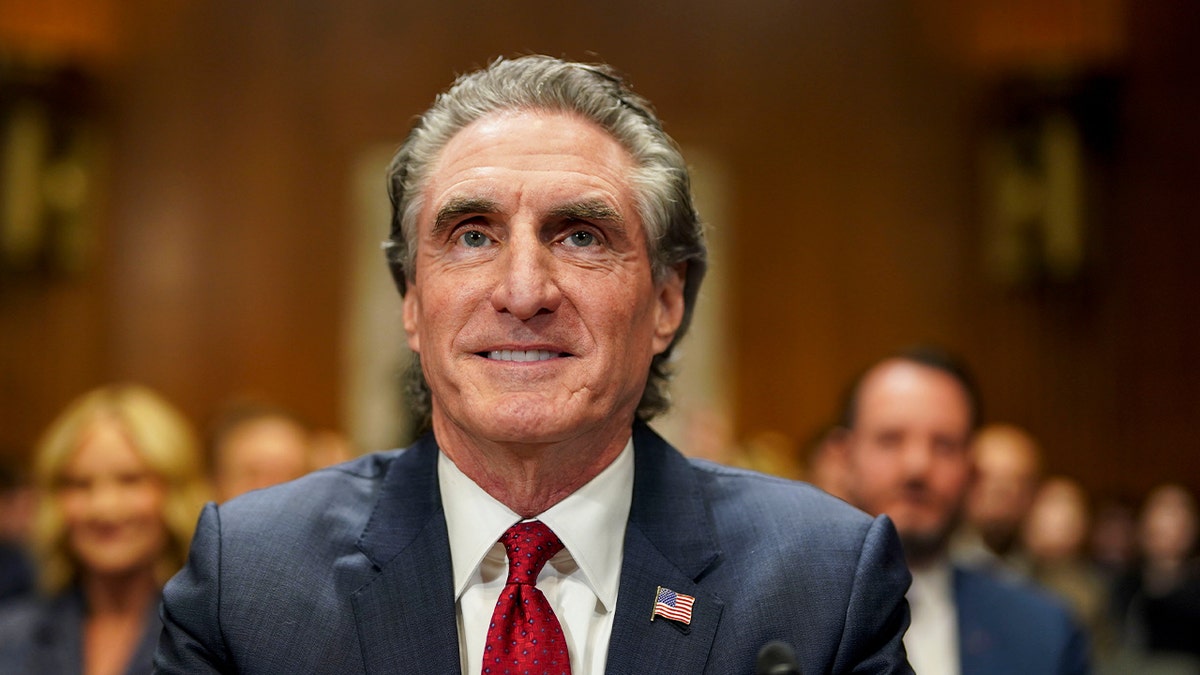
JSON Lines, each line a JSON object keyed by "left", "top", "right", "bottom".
{"left": 833, "top": 347, "right": 1090, "bottom": 675}
{"left": 206, "top": 400, "right": 313, "bottom": 502}
{"left": 957, "top": 423, "right": 1044, "bottom": 570}
{"left": 155, "top": 55, "right": 912, "bottom": 674}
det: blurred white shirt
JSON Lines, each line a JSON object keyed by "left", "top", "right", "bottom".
{"left": 905, "top": 559, "right": 961, "bottom": 675}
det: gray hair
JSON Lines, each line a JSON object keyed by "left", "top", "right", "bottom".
{"left": 385, "top": 55, "right": 707, "bottom": 428}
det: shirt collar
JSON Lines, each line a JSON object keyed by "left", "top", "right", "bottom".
{"left": 907, "top": 556, "right": 954, "bottom": 606}
{"left": 439, "top": 437, "right": 634, "bottom": 613}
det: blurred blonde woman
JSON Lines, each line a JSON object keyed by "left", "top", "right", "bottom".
{"left": 0, "top": 384, "right": 209, "bottom": 675}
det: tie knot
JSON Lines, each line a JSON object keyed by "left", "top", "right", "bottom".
{"left": 500, "top": 520, "right": 563, "bottom": 585}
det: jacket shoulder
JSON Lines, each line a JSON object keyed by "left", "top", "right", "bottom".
{"left": 688, "top": 457, "right": 875, "bottom": 534}
{"left": 955, "top": 565, "right": 1091, "bottom": 672}
{"left": 215, "top": 449, "right": 406, "bottom": 530}
{"left": 670, "top": 459, "right": 911, "bottom": 674}
{"left": 956, "top": 564, "right": 1077, "bottom": 618}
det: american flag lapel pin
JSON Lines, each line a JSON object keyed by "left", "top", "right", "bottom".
{"left": 651, "top": 585, "right": 695, "bottom": 625}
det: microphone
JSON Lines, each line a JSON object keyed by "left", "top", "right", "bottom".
{"left": 756, "top": 640, "right": 801, "bottom": 675}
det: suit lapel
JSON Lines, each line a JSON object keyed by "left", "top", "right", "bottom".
{"left": 605, "top": 422, "right": 724, "bottom": 673}
{"left": 350, "top": 435, "right": 460, "bottom": 674}
{"left": 125, "top": 595, "right": 163, "bottom": 675}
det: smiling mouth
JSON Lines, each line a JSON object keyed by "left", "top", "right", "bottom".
{"left": 479, "top": 349, "right": 570, "bottom": 362}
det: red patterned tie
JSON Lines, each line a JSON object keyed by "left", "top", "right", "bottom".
{"left": 482, "top": 521, "right": 572, "bottom": 675}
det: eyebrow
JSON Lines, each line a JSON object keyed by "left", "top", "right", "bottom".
{"left": 432, "top": 196, "right": 501, "bottom": 237}
{"left": 432, "top": 197, "right": 625, "bottom": 235}
{"left": 549, "top": 200, "right": 624, "bottom": 224}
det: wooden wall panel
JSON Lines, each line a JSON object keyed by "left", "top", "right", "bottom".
{"left": 1, "top": 0, "right": 1196, "bottom": 499}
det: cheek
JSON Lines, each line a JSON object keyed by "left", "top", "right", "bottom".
{"left": 417, "top": 283, "right": 486, "bottom": 347}
{"left": 931, "top": 465, "right": 971, "bottom": 502}
{"left": 847, "top": 457, "right": 893, "bottom": 505}
{"left": 595, "top": 287, "right": 656, "bottom": 339}
{"left": 131, "top": 485, "right": 168, "bottom": 521}
{"left": 853, "top": 449, "right": 897, "bottom": 484}
{"left": 58, "top": 495, "right": 88, "bottom": 527}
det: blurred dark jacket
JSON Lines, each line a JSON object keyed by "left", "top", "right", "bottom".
{"left": 0, "top": 587, "right": 161, "bottom": 674}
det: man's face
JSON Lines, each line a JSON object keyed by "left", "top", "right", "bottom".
{"left": 215, "top": 417, "right": 312, "bottom": 502}
{"left": 967, "top": 428, "right": 1040, "bottom": 540}
{"left": 841, "top": 360, "right": 974, "bottom": 564}
{"left": 403, "top": 110, "right": 685, "bottom": 447}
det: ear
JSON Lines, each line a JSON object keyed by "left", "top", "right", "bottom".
{"left": 825, "top": 427, "right": 857, "bottom": 493}
{"left": 825, "top": 427, "right": 847, "bottom": 459}
{"left": 651, "top": 263, "right": 687, "bottom": 354}
{"left": 402, "top": 288, "right": 421, "bottom": 353}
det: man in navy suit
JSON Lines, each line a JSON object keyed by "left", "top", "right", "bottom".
{"left": 155, "top": 55, "right": 913, "bottom": 674}
{"left": 832, "top": 347, "right": 1090, "bottom": 675}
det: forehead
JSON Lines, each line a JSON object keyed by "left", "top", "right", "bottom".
{"left": 66, "top": 417, "right": 146, "bottom": 471}
{"left": 224, "top": 417, "right": 306, "bottom": 445}
{"left": 856, "top": 361, "right": 972, "bottom": 432}
{"left": 420, "top": 109, "right": 638, "bottom": 218}
{"left": 975, "top": 434, "right": 1038, "bottom": 472}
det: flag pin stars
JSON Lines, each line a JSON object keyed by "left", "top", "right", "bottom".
{"left": 651, "top": 585, "right": 695, "bottom": 625}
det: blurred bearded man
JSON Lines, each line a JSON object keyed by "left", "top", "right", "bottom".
{"left": 834, "top": 347, "right": 1090, "bottom": 675}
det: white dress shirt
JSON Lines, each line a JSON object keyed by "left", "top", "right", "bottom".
{"left": 904, "top": 559, "right": 961, "bottom": 675}
{"left": 439, "top": 439, "right": 634, "bottom": 675}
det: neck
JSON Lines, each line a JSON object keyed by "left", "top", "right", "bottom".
{"left": 901, "top": 543, "right": 949, "bottom": 572}
{"left": 80, "top": 566, "right": 158, "bottom": 617}
{"left": 910, "top": 555, "right": 949, "bottom": 573}
{"left": 1143, "top": 556, "right": 1186, "bottom": 590}
{"left": 980, "top": 527, "right": 1018, "bottom": 557}
{"left": 434, "top": 416, "right": 633, "bottom": 517}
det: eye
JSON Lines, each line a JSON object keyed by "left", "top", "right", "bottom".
{"left": 115, "top": 471, "right": 151, "bottom": 487}
{"left": 458, "top": 230, "right": 492, "bottom": 248}
{"left": 57, "top": 477, "right": 89, "bottom": 493}
{"left": 932, "top": 437, "right": 964, "bottom": 457}
{"left": 875, "top": 430, "right": 903, "bottom": 450}
{"left": 566, "top": 230, "right": 596, "bottom": 247}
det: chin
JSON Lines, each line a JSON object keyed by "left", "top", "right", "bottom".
{"left": 505, "top": 412, "right": 606, "bottom": 444}
{"left": 443, "top": 394, "right": 616, "bottom": 446}
{"left": 82, "top": 558, "right": 155, "bottom": 578}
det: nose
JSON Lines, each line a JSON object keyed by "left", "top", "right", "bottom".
{"left": 900, "top": 441, "right": 935, "bottom": 479}
{"left": 490, "top": 232, "right": 562, "bottom": 320}
{"left": 85, "top": 480, "right": 125, "bottom": 520}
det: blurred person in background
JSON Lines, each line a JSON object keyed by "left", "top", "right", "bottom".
{"left": 0, "top": 458, "right": 36, "bottom": 602}
{"left": 0, "top": 384, "right": 209, "bottom": 675}
{"left": 956, "top": 423, "right": 1043, "bottom": 571}
{"left": 736, "top": 429, "right": 803, "bottom": 479}
{"left": 309, "top": 428, "right": 356, "bottom": 470}
{"left": 805, "top": 425, "right": 851, "bottom": 501}
{"left": 1091, "top": 498, "right": 1138, "bottom": 581}
{"left": 834, "top": 346, "right": 1089, "bottom": 675}
{"left": 1089, "top": 498, "right": 1138, "bottom": 627}
{"left": 1114, "top": 483, "right": 1200, "bottom": 665}
{"left": 207, "top": 399, "right": 313, "bottom": 502}
{"left": 1021, "top": 477, "right": 1112, "bottom": 653}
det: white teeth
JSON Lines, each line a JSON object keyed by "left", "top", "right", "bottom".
{"left": 488, "top": 350, "right": 558, "bottom": 362}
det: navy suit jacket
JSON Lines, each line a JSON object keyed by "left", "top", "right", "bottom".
{"left": 0, "top": 587, "right": 161, "bottom": 674}
{"left": 955, "top": 566, "right": 1091, "bottom": 675}
{"left": 156, "top": 423, "right": 912, "bottom": 674}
